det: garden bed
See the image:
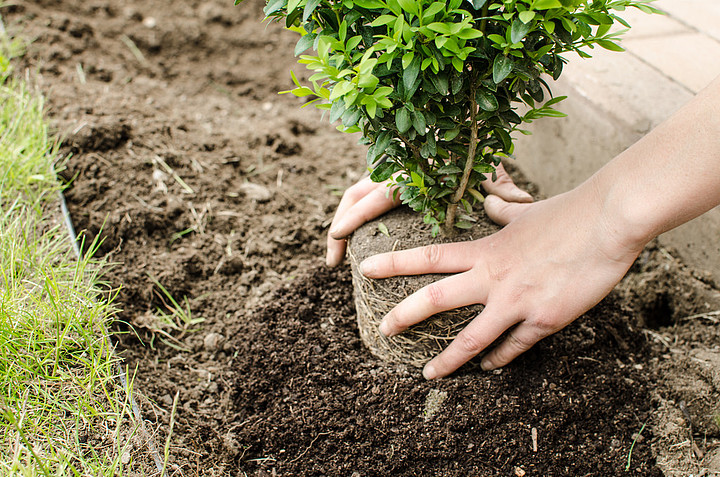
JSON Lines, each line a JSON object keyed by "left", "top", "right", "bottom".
{"left": 8, "top": 0, "right": 720, "bottom": 475}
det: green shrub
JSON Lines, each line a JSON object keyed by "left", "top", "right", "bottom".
{"left": 240, "top": 0, "right": 660, "bottom": 234}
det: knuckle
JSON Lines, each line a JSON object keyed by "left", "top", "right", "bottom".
{"left": 422, "top": 244, "right": 443, "bottom": 266}
{"left": 422, "top": 283, "right": 445, "bottom": 309}
{"left": 345, "top": 183, "right": 365, "bottom": 201}
{"left": 494, "top": 172, "right": 513, "bottom": 185}
{"left": 506, "top": 331, "right": 534, "bottom": 352}
{"left": 386, "top": 308, "right": 410, "bottom": 332}
{"left": 530, "top": 312, "right": 557, "bottom": 334}
{"left": 455, "top": 329, "right": 484, "bottom": 355}
{"left": 388, "top": 252, "right": 400, "bottom": 275}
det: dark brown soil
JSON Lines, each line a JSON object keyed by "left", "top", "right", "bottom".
{"left": 7, "top": 0, "right": 720, "bottom": 475}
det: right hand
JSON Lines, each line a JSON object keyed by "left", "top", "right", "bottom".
{"left": 325, "top": 162, "right": 534, "bottom": 267}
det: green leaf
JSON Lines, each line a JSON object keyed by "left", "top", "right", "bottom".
{"left": 363, "top": 97, "right": 377, "bottom": 118}
{"left": 473, "top": 163, "right": 495, "bottom": 173}
{"left": 341, "top": 107, "right": 362, "bottom": 127}
{"left": 302, "top": 0, "right": 322, "bottom": 21}
{"left": 412, "top": 110, "right": 426, "bottom": 134}
{"left": 294, "top": 33, "right": 316, "bottom": 56}
{"left": 518, "top": 10, "right": 535, "bottom": 24}
{"left": 444, "top": 128, "right": 460, "bottom": 141}
{"left": 371, "top": 161, "right": 396, "bottom": 182}
{"left": 374, "top": 131, "right": 392, "bottom": 159}
{"left": 403, "top": 55, "right": 421, "bottom": 92}
{"left": 395, "top": 107, "right": 412, "bottom": 133}
{"left": 544, "top": 95, "right": 566, "bottom": 107}
{"left": 410, "top": 171, "right": 424, "bottom": 188}
{"left": 542, "top": 19, "right": 555, "bottom": 34}
{"left": 487, "top": 34, "right": 506, "bottom": 45}
{"left": 378, "top": 222, "right": 390, "bottom": 237}
{"left": 287, "top": 0, "right": 302, "bottom": 14}
{"left": 456, "top": 28, "right": 483, "bottom": 40}
{"left": 397, "top": 0, "right": 419, "bottom": 16}
{"left": 358, "top": 73, "right": 380, "bottom": 88}
{"left": 455, "top": 220, "right": 473, "bottom": 229}
{"left": 492, "top": 55, "right": 513, "bottom": 83}
{"left": 427, "top": 22, "right": 452, "bottom": 35}
{"left": 423, "top": 2, "right": 445, "bottom": 19}
{"left": 437, "top": 164, "right": 462, "bottom": 174}
{"left": 476, "top": 89, "right": 499, "bottom": 111}
{"left": 371, "top": 14, "right": 397, "bottom": 26}
{"left": 263, "top": 0, "right": 286, "bottom": 16}
{"left": 329, "top": 100, "right": 346, "bottom": 123}
{"left": 597, "top": 39, "right": 625, "bottom": 52}
{"left": 452, "top": 56, "right": 464, "bottom": 73}
{"left": 532, "top": 0, "right": 562, "bottom": 9}
{"left": 430, "top": 72, "right": 449, "bottom": 95}
{"left": 354, "top": 0, "right": 385, "bottom": 7}
{"left": 402, "top": 51, "right": 414, "bottom": 69}
{"left": 290, "top": 86, "right": 314, "bottom": 97}
{"left": 329, "top": 81, "right": 355, "bottom": 100}
{"left": 510, "top": 18, "right": 532, "bottom": 43}
{"left": 494, "top": 128, "right": 512, "bottom": 151}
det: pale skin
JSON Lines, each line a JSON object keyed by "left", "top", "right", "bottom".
{"left": 327, "top": 74, "right": 720, "bottom": 380}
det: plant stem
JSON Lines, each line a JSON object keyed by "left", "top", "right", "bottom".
{"left": 444, "top": 74, "right": 480, "bottom": 235}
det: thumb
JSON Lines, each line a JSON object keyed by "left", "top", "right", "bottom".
{"left": 484, "top": 194, "right": 533, "bottom": 226}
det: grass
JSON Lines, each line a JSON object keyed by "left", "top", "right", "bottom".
{"left": 0, "top": 29, "right": 144, "bottom": 475}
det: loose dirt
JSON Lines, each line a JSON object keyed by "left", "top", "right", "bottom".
{"left": 7, "top": 1, "right": 720, "bottom": 475}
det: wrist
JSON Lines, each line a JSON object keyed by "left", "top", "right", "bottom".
{"left": 584, "top": 171, "right": 655, "bottom": 259}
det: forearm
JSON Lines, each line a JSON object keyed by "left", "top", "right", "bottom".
{"left": 589, "top": 74, "right": 720, "bottom": 251}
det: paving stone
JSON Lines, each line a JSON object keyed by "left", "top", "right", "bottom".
{"left": 514, "top": 3, "right": 720, "bottom": 281}
{"left": 655, "top": 0, "right": 720, "bottom": 43}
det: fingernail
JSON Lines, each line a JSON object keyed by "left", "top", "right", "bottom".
{"left": 359, "top": 258, "right": 375, "bottom": 276}
{"left": 422, "top": 362, "right": 438, "bottom": 380}
{"left": 513, "top": 190, "right": 533, "bottom": 202}
{"left": 480, "top": 359, "right": 493, "bottom": 371}
{"left": 329, "top": 227, "right": 341, "bottom": 238}
{"left": 378, "top": 320, "right": 391, "bottom": 337}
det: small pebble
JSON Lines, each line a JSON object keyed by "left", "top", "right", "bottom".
{"left": 160, "top": 394, "right": 173, "bottom": 406}
{"left": 238, "top": 182, "right": 272, "bottom": 203}
{"left": 203, "top": 332, "right": 224, "bottom": 352}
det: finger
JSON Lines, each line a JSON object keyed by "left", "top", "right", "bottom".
{"left": 422, "top": 305, "right": 521, "bottom": 380}
{"left": 326, "top": 237, "right": 347, "bottom": 267}
{"left": 330, "top": 185, "right": 399, "bottom": 239}
{"left": 484, "top": 194, "right": 533, "bottom": 226}
{"left": 379, "top": 270, "right": 487, "bottom": 337}
{"left": 360, "top": 241, "right": 476, "bottom": 279}
{"left": 482, "top": 163, "right": 533, "bottom": 203}
{"left": 480, "top": 322, "right": 544, "bottom": 371}
{"left": 326, "top": 178, "right": 382, "bottom": 267}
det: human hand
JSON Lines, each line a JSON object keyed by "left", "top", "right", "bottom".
{"left": 358, "top": 179, "right": 645, "bottom": 379}
{"left": 326, "top": 163, "right": 532, "bottom": 267}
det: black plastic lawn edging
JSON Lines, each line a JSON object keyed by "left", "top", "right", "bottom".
{"left": 59, "top": 190, "right": 165, "bottom": 473}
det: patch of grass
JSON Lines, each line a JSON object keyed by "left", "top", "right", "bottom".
{"left": 0, "top": 27, "right": 141, "bottom": 475}
{"left": 146, "top": 274, "right": 204, "bottom": 351}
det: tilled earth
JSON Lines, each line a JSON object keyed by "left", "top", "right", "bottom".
{"left": 8, "top": 0, "right": 720, "bottom": 475}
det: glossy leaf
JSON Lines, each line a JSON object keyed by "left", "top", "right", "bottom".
{"left": 395, "top": 107, "right": 412, "bottom": 133}
{"left": 492, "top": 55, "right": 513, "bottom": 84}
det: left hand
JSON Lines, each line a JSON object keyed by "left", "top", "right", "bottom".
{"left": 326, "top": 162, "right": 532, "bottom": 267}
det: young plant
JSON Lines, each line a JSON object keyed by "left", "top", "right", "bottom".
{"left": 239, "top": 0, "right": 660, "bottom": 235}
